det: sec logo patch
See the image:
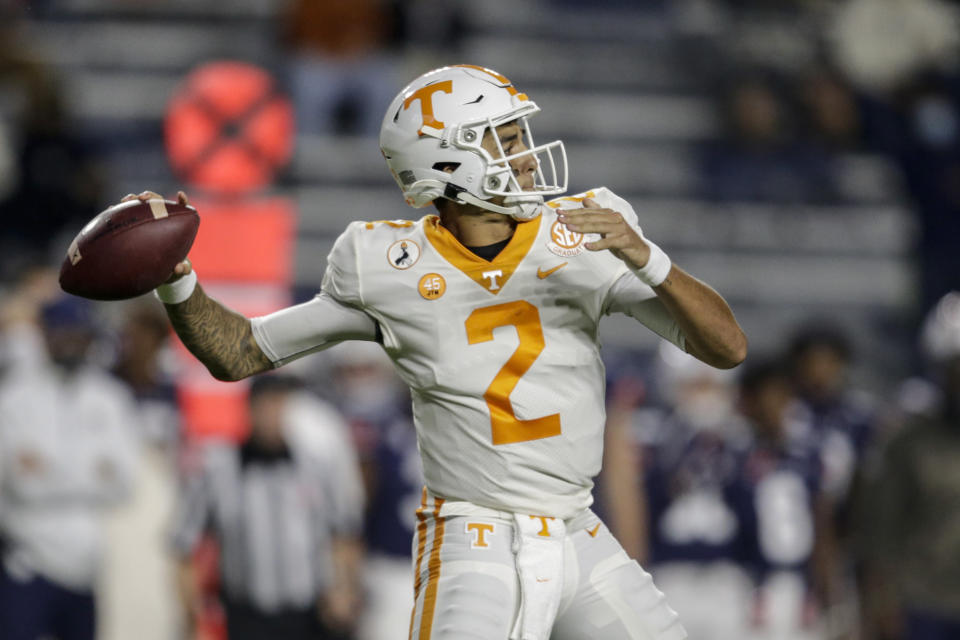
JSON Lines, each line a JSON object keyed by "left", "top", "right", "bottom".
{"left": 546, "top": 220, "right": 584, "bottom": 257}
{"left": 388, "top": 239, "right": 421, "bottom": 269}
{"left": 418, "top": 273, "right": 446, "bottom": 299}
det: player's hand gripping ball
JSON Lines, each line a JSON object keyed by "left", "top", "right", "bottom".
{"left": 59, "top": 192, "right": 198, "bottom": 300}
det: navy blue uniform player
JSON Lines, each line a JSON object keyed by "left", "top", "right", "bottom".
{"left": 734, "top": 359, "right": 829, "bottom": 640}
{"left": 633, "top": 349, "right": 755, "bottom": 640}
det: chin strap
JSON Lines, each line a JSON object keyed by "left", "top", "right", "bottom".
{"left": 454, "top": 190, "right": 543, "bottom": 221}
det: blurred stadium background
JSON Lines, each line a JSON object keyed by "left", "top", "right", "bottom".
{"left": 5, "top": 0, "right": 959, "bottom": 383}
{"left": 1, "top": 0, "right": 959, "bottom": 639}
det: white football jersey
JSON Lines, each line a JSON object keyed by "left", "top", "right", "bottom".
{"left": 256, "top": 187, "right": 684, "bottom": 519}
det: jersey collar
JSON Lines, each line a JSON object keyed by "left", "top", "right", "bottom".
{"left": 423, "top": 215, "right": 541, "bottom": 294}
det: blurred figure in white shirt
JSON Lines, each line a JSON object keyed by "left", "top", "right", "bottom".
{"left": 0, "top": 294, "right": 139, "bottom": 640}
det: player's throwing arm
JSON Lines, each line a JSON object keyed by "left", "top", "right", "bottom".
{"left": 122, "top": 190, "right": 274, "bottom": 381}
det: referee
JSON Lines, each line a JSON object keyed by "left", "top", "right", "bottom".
{"left": 171, "top": 375, "right": 365, "bottom": 640}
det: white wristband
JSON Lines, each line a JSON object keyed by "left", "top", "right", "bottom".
{"left": 155, "top": 270, "right": 197, "bottom": 304}
{"left": 628, "top": 238, "right": 672, "bottom": 287}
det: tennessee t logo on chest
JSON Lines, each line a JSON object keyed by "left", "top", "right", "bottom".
{"left": 481, "top": 270, "right": 503, "bottom": 291}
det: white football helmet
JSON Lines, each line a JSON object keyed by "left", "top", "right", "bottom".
{"left": 379, "top": 65, "right": 567, "bottom": 220}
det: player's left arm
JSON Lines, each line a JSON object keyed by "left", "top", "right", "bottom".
{"left": 559, "top": 199, "right": 747, "bottom": 369}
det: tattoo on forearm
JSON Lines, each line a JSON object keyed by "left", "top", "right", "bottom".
{"left": 164, "top": 286, "right": 271, "bottom": 381}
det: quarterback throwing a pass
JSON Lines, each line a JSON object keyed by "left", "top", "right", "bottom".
{"left": 135, "top": 65, "right": 746, "bottom": 639}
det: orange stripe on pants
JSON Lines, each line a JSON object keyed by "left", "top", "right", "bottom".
{"left": 419, "top": 497, "right": 445, "bottom": 640}
{"left": 409, "top": 488, "right": 429, "bottom": 640}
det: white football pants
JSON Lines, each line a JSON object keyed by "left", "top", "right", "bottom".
{"left": 407, "top": 493, "right": 687, "bottom": 640}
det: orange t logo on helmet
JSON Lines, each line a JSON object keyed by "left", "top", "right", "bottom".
{"left": 403, "top": 80, "right": 454, "bottom": 136}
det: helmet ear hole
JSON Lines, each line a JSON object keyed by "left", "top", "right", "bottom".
{"left": 432, "top": 162, "right": 461, "bottom": 174}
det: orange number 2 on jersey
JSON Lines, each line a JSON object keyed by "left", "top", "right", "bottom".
{"left": 465, "top": 301, "right": 562, "bottom": 445}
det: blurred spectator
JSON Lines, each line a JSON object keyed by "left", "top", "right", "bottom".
{"left": 0, "top": 294, "right": 139, "bottom": 640}
{"left": 860, "top": 292, "right": 960, "bottom": 640}
{"left": 733, "top": 357, "right": 832, "bottom": 640}
{"left": 699, "top": 74, "right": 840, "bottom": 204}
{"left": 0, "top": 24, "right": 104, "bottom": 268}
{"left": 0, "top": 260, "right": 60, "bottom": 372}
{"left": 170, "top": 375, "right": 365, "bottom": 640}
{"left": 787, "top": 323, "right": 876, "bottom": 512}
{"left": 604, "top": 343, "right": 753, "bottom": 640}
{"left": 112, "top": 298, "right": 181, "bottom": 452}
{"left": 799, "top": 67, "right": 864, "bottom": 152}
{"left": 282, "top": 0, "right": 402, "bottom": 136}
{"left": 787, "top": 322, "right": 879, "bottom": 638}
{"left": 321, "top": 343, "right": 423, "bottom": 640}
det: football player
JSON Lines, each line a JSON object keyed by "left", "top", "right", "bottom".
{"left": 129, "top": 65, "right": 747, "bottom": 640}
{"left": 731, "top": 358, "right": 827, "bottom": 640}
{"left": 631, "top": 344, "right": 754, "bottom": 640}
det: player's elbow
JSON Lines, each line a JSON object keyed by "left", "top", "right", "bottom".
{"left": 205, "top": 349, "right": 272, "bottom": 382}
{"left": 715, "top": 331, "right": 748, "bottom": 369}
{"left": 207, "top": 364, "right": 250, "bottom": 382}
{"left": 685, "top": 332, "right": 747, "bottom": 370}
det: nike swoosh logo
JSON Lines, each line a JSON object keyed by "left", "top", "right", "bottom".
{"left": 587, "top": 524, "right": 601, "bottom": 538}
{"left": 537, "top": 262, "right": 568, "bottom": 279}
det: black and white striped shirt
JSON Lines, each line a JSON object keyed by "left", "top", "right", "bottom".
{"left": 170, "top": 393, "right": 364, "bottom": 613}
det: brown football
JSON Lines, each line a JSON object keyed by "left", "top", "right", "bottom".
{"left": 59, "top": 199, "right": 199, "bottom": 300}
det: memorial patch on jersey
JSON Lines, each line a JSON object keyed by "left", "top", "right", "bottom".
{"left": 388, "top": 239, "right": 421, "bottom": 269}
{"left": 546, "top": 220, "right": 585, "bottom": 257}
{"left": 418, "top": 273, "right": 446, "bottom": 299}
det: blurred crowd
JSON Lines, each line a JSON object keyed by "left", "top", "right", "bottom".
{"left": 1, "top": 0, "right": 960, "bottom": 639}
{"left": 597, "top": 306, "right": 960, "bottom": 640}
{"left": 1, "top": 0, "right": 958, "bottom": 312}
